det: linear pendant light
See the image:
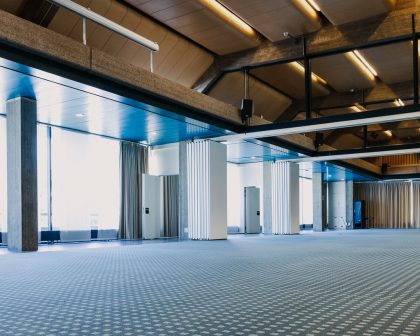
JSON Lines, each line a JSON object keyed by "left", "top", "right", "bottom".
{"left": 51, "top": 0, "right": 159, "bottom": 52}
{"left": 212, "top": 108, "right": 420, "bottom": 142}
{"left": 284, "top": 147, "right": 420, "bottom": 163}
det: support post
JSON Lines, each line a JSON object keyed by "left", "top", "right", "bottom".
{"left": 6, "top": 97, "right": 38, "bottom": 252}
{"left": 303, "top": 38, "right": 312, "bottom": 120}
{"left": 413, "top": 14, "right": 419, "bottom": 104}
{"left": 150, "top": 51, "right": 154, "bottom": 73}
{"left": 312, "top": 172, "right": 326, "bottom": 232}
{"left": 82, "top": 17, "right": 87, "bottom": 45}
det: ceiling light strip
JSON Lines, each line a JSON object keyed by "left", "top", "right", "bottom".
{"left": 291, "top": 62, "right": 328, "bottom": 85}
{"left": 346, "top": 51, "right": 377, "bottom": 81}
{"left": 212, "top": 110, "right": 420, "bottom": 142}
{"left": 394, "top": 98, "right": 405, "bottom": 107}
{"left": 306, "top": 0, "right": 321, "bottom": 12}
{"left": 200, "top": 0, "right": 255, "bottom": 36}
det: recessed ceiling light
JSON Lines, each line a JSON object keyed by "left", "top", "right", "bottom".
{"left": 200, "top": 0, "right": 255, "bottom": 36}
{"left": 350, "top": 103, "right": 366, "bottom": 112}
{"left": 296, "top": 0, "right": 318, "bottom": 19}
{"left": 347, "top": 50, "right": 378, "bottom": 81}
{"left": 394, "top": 98, "right": 405, "bottom": 107}
{"left": 306, "top": 0, "right": 321, "bottom": 12}
{"left": 290, "top": 62, "right": 328, "bottom": 85}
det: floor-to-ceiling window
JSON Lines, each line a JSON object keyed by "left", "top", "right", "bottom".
{"left": 299, "top": 177, "right": 313, "bottom": 226}
{"left": 0, "top": 117, "right": 6, "bottom": 234}
{"left": 38, "top": 125, "right": 50, "bottom": 231}
{"left": 51, "top": 128, "right": 120, "bottom": 233}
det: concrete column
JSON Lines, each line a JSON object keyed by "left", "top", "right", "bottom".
{"left": 178, "top": 141, "right": 188, "bottom": 240}
{"left": 313, "top": 172, "right": 327, "bottom": 232}
{"left": 327, "top": 180, "right": 354, "bottom": 230}
{"left": 345, "top": 180, "right": 354, "bottom": 230}
{"left": 7, "top": 97, "right": 38, "bottom": 252}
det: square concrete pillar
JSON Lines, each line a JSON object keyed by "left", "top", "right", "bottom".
{"left": 313, "top": 172, "right": 327, "bottom": 232}
{"left": 7, "top": 97, "right": 38, "bottom": 252}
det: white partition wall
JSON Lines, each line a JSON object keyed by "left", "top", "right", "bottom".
{"left": 186, "top": 140, "right": 227, "bottom": 240}
{"left": 264, "top": 161, "right": 300, "bottom": 235}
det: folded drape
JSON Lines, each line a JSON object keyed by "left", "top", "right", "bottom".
{"left": 119, "top": 142, "right": 148, "bottom": 239}
{"left": 354, "top": 182, "right": 412, "bottom": 228}
{"left": 163, "top": 175, "right": 179, "bottom": 237}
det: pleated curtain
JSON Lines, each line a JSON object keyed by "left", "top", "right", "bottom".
{"left": 163, "top": 175, "right": 179, "bottom": 237}
{"left": 271, "top": 161, "right": 299, "bottom": 234}
{"left": 412, "top": 182, "right": 420, "bottom": 227}
{"left": 119, "top": 142, "right": 148, "bottom": 239}
{"left": 186, "top": 140, "right": 210, "bottom": 240}
{"left": 354, "top": 182, "right": 411, "bottom": 228}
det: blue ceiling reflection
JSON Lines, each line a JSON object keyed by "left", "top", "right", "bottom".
{"left": 226, "top": 138, "right": 305, "bottom": 164}
{"left": 0, "top": 57, "right": 374, "bottom": 181}
{"left": 0, "top": 57, "right": 232, "bottom": 145}
{"left": 227, "top": 142, "right": 375, "bottom": 181}
{"left": 299, "top": 161, "right": 374, "bottom": 182}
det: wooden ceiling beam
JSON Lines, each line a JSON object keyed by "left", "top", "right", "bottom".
{"left": 194, "top": 4, "right": 418, "bottom": 92}
{"left": 276, "top": 80, "right": 415, "bottom": 122}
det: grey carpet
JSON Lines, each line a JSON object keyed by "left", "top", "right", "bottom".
{"left": 0, "top": 230, "right": 419, "bottom": 335}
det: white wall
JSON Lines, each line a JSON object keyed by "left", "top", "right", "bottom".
{"left": 149, "top": 143, "right": 179, "bottom": 176}
{"left": 227, "top": 162, "right": 263, "bottom": 232}
{"left": 209, "top": 142, "right": 227, "bottom": 240}
{"left": 148, "top": 143, "right": 180, "bottom": 237}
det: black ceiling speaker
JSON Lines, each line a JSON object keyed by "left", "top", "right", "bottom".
{"left": 241, "top": 98, "right": 254, "bottom": 122}
{"left": 314, "top": 132, "right": 324, "bottom": 149}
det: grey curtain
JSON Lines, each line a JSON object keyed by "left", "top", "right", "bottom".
{"left": 119, "top": 142, "right": 148, "bottom": 239}
{"left": 354, "top": 181, "right": 411, "bottom": 228}
{"left": 163, "top": 175, "right": 179, "bottom": 237}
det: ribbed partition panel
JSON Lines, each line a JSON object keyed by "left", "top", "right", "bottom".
{"left": 271, "top": 161, "right": 299, "bottom": 235}
{"left": 185, "top": 140, "right": 227, "bottom": 240}
{"left": 187, "top": 141, "right": 210, "bottom": 240}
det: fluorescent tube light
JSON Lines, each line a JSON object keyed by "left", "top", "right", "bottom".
{"left": 394, "top": 99, "right": 405, "bottom": 107}
{"left": 306, "top": 0, "right": 321, "bottom": 11}
{"left": 291, "top": 62, "right": 328, "bottom": 85}
{"left": 200, "top": 0, "right": 255, "bottom": 36}
{"left": 346, "top": 51, "right": 377, "bottom": 81}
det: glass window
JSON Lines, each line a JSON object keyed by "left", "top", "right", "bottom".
{"left": 299, "top": 177, "right": 313, "bottom": 225}
{"left": 38, "top": 125, "right": 50, "bottom": 231}
{"left": 0, "top": 117, "right": 6, "bottom": 233}
{"left": 51, "top": 128, "right": 120, "bottom": 231}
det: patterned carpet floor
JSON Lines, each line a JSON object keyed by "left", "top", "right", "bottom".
{"left": 0, "top": 229, "right": 419, "bottom": 335}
